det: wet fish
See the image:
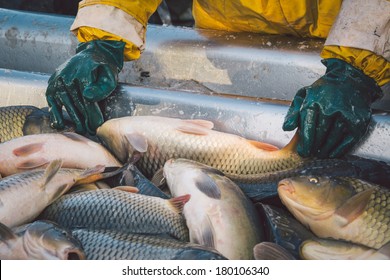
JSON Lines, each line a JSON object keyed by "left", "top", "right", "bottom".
{"left": 300, "top": 239, "right": 390, "bottom": 260}
{"left": 39, "top": 188, "right": 190, "bottom": 241}
{"left": 0, "top": 159, "right": 106, "bottom": 228}
{"left": 238, "top": 155, "right": 390, "bottom": 202}
{"left": 0, "top": 105, "right": 74, "bottom": 143}
{"left": 72, "top": 229, "right": 227, "bottom": 260}
{"left": 0, "top": 132, "right": 121, "bottom": 177}
{"left": 96, "top": 116, "right": 302, "bottom": 181}
{"left": 253, "top": 242, "right": 295, "bottom": 260}
{"left": 278, "top": 176, "right": 390, "bottom": 249}
{"left": 163, "top": 158, "right": 264, "bottom": 260}
{"left": 257, "top": 203, "right": 315, "bottom": 259}
{"left": 0, "top": 220, "right": 85, "bottom": 260}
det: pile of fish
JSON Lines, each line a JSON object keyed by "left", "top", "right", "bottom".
{"left": 0, "top": 106, "right": 389, "bottom": 260}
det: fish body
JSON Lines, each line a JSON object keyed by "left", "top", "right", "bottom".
{"left": 0, "top": 159, "right": 105, "bottom": 227}
{"left": 301, "top": 239, "right": 390, "bottom": 260}
{"left": 278, "top": 176, "right": 390, "bottom": 249}
{"left": 0, "top": 105, "right": 73, "bottom": 143}
{"left": 72, "top": 229, "right": 227, "bottom": 260}
{"left": 96, "top": 116, "right": 302, "bottom": 181}
{"left": 39, "top": 188, "right": 189, "bottom": 241}
{"left": 163, "top": 158, "right": 264, "bottom": 260}
{"left": 0, "top": 132, "right": 121, "bottom": 177}
{"left": 0, "top": 220, "right": 85, "bottom": 260}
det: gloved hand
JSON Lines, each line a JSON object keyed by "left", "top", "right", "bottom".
{"left": 283, "top": 58, "right": 383, "bottom": 158}
{"left": 45, "top": 40, "right": 125, "bottom": 134}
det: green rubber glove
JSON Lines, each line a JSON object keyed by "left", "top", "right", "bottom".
{"left": 283, "top": 58, "right": 383, "bottom": 158}
{"left": 45, "top": 40, "right": 125, "bottom": 134}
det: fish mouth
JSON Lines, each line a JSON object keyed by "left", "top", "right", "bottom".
{"left": 277, "top": 180, "right": 333, "bottom": 221}
{"left": 63, "top": 248, "right": 86, "bottom": 260}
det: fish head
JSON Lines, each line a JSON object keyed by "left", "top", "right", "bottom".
{"left": 163, "top": 159, "right": 217, "bottom": 193}
{"left": 23, "top": 108, "right": 75, "bottom": 135}
{"left": 278, "top": 176, "right": 355, "bottom": 223}
{"left": 21, "top": 220, "right": 85, "bottom": 260}
{"left": 97, "top": 118, "right": 145, "bottom": 163}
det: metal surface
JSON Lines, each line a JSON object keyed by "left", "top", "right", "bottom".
{"left": 0, "top": 8, "right": 388, "bottom": 110}
{"left": 0, "top": 68, "right": 389, "bottom": 163}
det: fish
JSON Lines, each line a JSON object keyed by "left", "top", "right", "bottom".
{"left": 96, "top": 116, "right": 302, "bottom": 180}
{"left": 0, "top": 220, "right": 85, "bottom": 260}
{"left": 300, "top": 239, "right": 390, "bottom": 260}
{"left": 0, "top": 105, "right": 74, "bottom": 143}
{"left": 71, "top": 229, "right": 227, "bottom": 260}
{"left": 253, "top": 242, "right": 295, "bottom": 260}
{"left": 163, "top": 158, "right": 264, "bottom": 260}
{"left": 96, "top": 116, "right": 390, "bottom": 202}
{"left": 237, "top": 154, "right": 390, "bottom": 202}
{"left": 0, "top": 132, "right": 121, "bottom": 177}
{"left": 39, "top": 188, "right": 190, "bottom": 241}
{"left": 278, "top": 176, "right": 390, "bottom": 249}
{"left": 0, "top": 159, "right": 107, "bottom": 228}
{"left": 257, "top": 203, "right": 315, "bottom": 259}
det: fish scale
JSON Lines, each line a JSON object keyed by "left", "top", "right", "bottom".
{"left": 97, "top": 116, "right": 303, "bottom": 181}
{"left": 39, "top": 189, "right": 189, "bottom": 241}
{"left": 71, "top": 229, "right": 226, "bottom": 260}
{"left": 0, "top": 106, "right": 36, "bottom": 142}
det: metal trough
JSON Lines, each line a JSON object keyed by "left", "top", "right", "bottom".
{"left": 0, "top": 8, "right": 389, "bottom": 162}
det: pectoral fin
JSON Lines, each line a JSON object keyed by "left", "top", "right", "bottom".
{"left": 13, "top": 142, "right": 44, "bottom": 156}
{"left": 124, "top": 133, "right": 148, "bottom": 153}
{"left": 194, "top": 174, "right": 221, "bottom": 199}
{"left": 17, "top": 158, "right": 49, "bottom": 170}
{"left": 335, "top": 188, "right": 374, "bottom": 226}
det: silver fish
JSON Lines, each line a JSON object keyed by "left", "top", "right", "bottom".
{"left": 163, "top": 158, "right": 264, "bottom": 259}
{"left": 72, "top": 229, "right": 227, "bottom": 260}
{"left": 0, "top": 220, "right": 85, "bottom": 260}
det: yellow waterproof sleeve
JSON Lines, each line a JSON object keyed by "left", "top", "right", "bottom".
{"left": 193, "top": 0, "right": 342, "bottom": 38}
{"left": 321, "top": 46, "right": 390, "bottom": 87}
{"left": 72, "top": 0, "right": 162, "bottom": 60}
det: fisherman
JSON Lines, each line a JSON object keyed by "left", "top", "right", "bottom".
{"left": 45, "top": 0, "right": 390, "bottom": 159}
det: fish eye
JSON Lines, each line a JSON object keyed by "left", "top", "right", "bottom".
{"left": 308, "top": 177, "right": 319, "bottom": 184}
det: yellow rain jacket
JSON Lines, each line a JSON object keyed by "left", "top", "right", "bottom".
{"left": 71, "top": 0, "right": 390, "bottom": 86}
